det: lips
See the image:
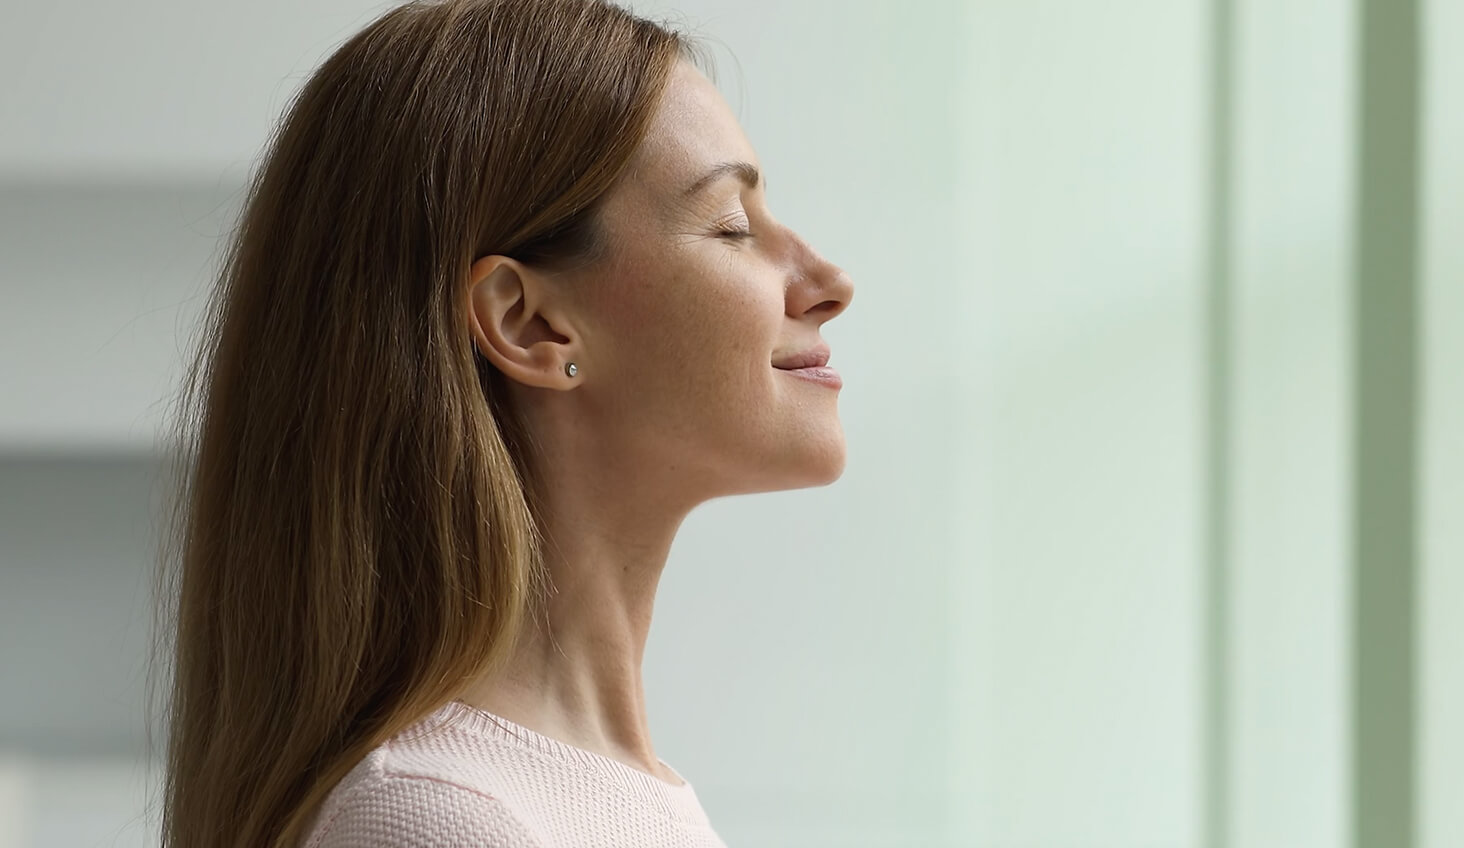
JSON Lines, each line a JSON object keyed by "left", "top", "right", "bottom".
{"left": 778, "top": 365, "right": 843, "bottom": 389}
{"left": 772, "top": 343, "right": 831, "bottom": 370}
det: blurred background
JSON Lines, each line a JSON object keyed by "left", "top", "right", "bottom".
{"left": 0, "top": 0, "right": 1457, "bottom": 846}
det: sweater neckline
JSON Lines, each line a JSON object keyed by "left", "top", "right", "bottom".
{"left": 430, "top": 699, "right": 707, "bottom": 814}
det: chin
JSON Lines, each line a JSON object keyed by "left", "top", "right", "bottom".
{"left": 787, "top": 437, "right": 848, "bottom": 488}
{"left": 726, "top": 423, "right": 847, "bottom": 494}
{"left": 818, "top": 453, "right": 848, "bottom": 485}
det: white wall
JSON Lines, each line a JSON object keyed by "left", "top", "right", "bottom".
{"left": 0, "top": 1, "right": 396, "bottom": 180}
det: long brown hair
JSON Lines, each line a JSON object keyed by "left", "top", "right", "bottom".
{"left": 146, "top": 2, "right": 707, "bottom": 844}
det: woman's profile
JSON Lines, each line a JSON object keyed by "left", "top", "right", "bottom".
{"left": 150, "top": 0, "right": 854, "bottom": 845}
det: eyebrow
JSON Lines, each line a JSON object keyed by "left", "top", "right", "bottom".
{"left": 681, "top": 160, "right": 765, "bottom": 198}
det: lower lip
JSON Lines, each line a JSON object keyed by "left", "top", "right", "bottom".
{"left": 777, "top": 366, "right": 843, "bottom": 389}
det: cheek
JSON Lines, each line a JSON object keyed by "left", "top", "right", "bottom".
{"left": 580, "top": 263, "right": 686, "bottom": 383}
{"left": 680, "top": 284, "right": 782, "bottom": 388}
{"left": 617, "top": 256, "right": 772, "bottom": 349}
{"left": 593, "top": 246, "right": 785, "bottom": 407}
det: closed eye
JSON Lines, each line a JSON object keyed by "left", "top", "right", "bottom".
{"left": 713, "top": 213, "right": 754, "bottom": 240}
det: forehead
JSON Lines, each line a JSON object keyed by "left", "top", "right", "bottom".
{"left": 625, "top": 60, "right": 757, "bottom": 197}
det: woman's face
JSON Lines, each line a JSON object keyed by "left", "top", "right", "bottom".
{"left": 485, "top": 58, "right": 854, "bottom": 500}
{"left": 597, "top": 59, "right": 855, "bottom": 495}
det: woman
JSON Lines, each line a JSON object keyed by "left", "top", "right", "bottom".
{"left": 151, "top": 0, "right": 854, "bottom": 845}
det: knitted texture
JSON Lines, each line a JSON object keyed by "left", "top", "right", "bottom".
{"left": 299, "top": 700, "right": 728, "bottom": 848}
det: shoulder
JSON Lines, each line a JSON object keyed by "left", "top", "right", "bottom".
{"left": 302, "top": 748, "right": 545, "bottom": 848}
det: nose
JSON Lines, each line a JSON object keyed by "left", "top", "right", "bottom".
{"left": 788, "top": 236, "right": 854, "bottom": 322}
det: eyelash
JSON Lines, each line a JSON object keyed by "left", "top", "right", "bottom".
{"left": 716, "top": 227, "right": 753, "bottom": 240}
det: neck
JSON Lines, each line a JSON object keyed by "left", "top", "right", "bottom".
{"left": 454, "top": 492, "right": 691, "bottom": 783}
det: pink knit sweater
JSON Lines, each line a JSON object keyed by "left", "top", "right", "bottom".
{"left": 300, "top": 699, "right": 728, "bottom": 847}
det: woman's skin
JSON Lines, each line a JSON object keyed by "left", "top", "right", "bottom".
{"left": 457, "top": 57, "right": 855, "bottom": 785}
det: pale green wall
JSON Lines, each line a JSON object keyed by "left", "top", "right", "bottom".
{"left": 1230, "top": 0, "right": 1352, "bottom": 846}
{"left": 952, "top": 1, "right": 1456, "bottom": 847}
{"left": 951, "top": 0, "right": 1207, "bottom": 845}
{"left": 1421, "top": 0, "right": 1464, "bottom": 846}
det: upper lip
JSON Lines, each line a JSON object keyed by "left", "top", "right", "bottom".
{"left": 772, "top": 343, "right": 831, "bottom": 370}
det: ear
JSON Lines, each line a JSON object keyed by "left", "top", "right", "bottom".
{"left": 465, "top": 254, "right": 580, "bottom": 390}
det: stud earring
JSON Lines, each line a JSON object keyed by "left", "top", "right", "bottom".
{"left": 565, "top": 362, "right": 578, "bottom": 378}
